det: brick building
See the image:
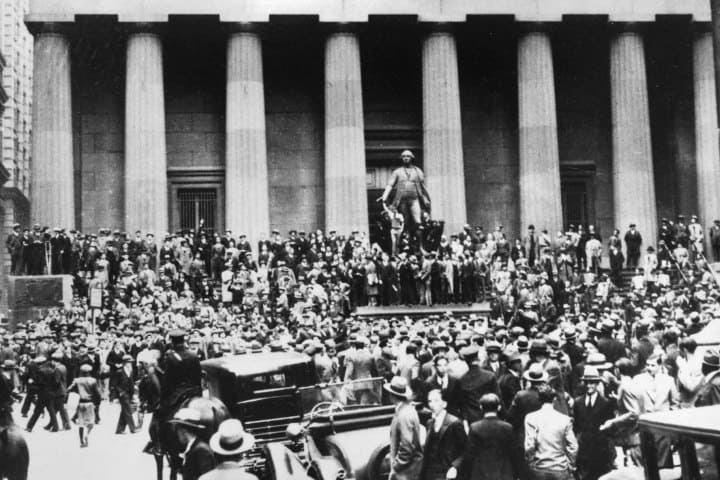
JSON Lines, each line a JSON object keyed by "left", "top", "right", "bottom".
{"left": 24, "top": 0, "right": 720, "bottom": 251}
{"left": 0, "top": 0, "right": 30, "bottom": 312}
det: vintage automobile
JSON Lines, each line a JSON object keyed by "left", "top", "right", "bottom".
{"left": 201, "top": 352, "right": 401, "bottom": 480}
{"left": 601, "top": 405, "right": 720, "bottom": 480}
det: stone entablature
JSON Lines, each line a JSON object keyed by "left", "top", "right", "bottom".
{"left": 26, "top": 0, "right": 712, "bottom": 24}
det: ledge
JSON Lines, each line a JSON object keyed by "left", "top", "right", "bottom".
{"left": 26, "top": 0, "right": 713, "bottom": 24}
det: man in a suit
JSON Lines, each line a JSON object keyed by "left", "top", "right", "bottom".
{"left": 462, "top": 393, "right": 520, "bottom": 480}
{"left": 506, "top": 364, "right": 546, "bottom": 442}
{"left": 423, "top": 354, "right": 460, "bottom": 416}
{"left": 696, "top": 349, "right": 720, "bottom": 406}
{"left": 480, "top": 341, "right": 506, "bottom": 379}
{"left": 634, "top": 351, "right": 679, "bottom": 468}
{"left": 114, "top": 354, "right": 137, "bottom": 434}
{"left": 525, "top": 386, "right": 578, "bottom": 479}
{"left": 572, "top": 366, "right": 615, "bottom": 480}
{"left": 498, "top": 352, "right": 523, "bottom": 410}
{"left": 624, "top": 223, "right": 643, "bottom": 268}
{"left": 344, "top": 336, "right": 378, "bottom": 405}
{"left": 5, "top": 223, "right": 23, "bottom": 275}
{"left": 458, "top": 345, "right": 500, "bottom": 425}
{"left": 170, "top": 408, "right": 216, "bottom": 480}
{"left": 49, "top": 351, "right": 71, "bottom": 430}
{"left": 522, "top": 224, "right": 539, "bottom": 267}
{"left": 419, "top": 389, "right": 466, "bottom": 480}
{"left": 386, "top": 376, "right": 423, "bottom": 480}
{"left": 201, "top": 418, "right": 257, "bottom": 480}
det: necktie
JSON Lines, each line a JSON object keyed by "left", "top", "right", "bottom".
{"left": 586, "top": 395, "right": 593, "bottom": 408}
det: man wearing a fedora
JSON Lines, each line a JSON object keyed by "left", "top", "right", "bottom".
{"left": 507, "top": 364, "right": 547, "bottom": 443}
{"left": 385, "top": 376, "right": 423, "bottom": 480}
{"left": 696, "top": 349, "right": 720, "bottom": 406}
{"left": 200, "top": 418, "right": 256, "bottom": 480}
{"left": 114, "top": 354, "right": 137, "bottom": 434}
{"left": 170, "top": 408, "right": 216, "bottom": 480}
{"left": 572, "top": 366, "right": 615, "bottom": 480}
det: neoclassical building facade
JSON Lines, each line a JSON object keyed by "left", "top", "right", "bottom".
{"left": 24, "top": 0, "right": 720, "bottom": 249}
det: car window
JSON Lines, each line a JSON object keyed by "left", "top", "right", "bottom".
{"left": 248, "top": 373, "right": 287, "bottom": 390}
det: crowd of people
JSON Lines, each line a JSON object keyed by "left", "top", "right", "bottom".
{"left": 1, "top": 214, "right": 720, "bottom": 479}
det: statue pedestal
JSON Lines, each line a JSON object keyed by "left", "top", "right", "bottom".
{"left": 5, "top": 275, "right": 73, "bottom": 330}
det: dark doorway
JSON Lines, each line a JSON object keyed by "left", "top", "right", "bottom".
{"left": 177, "top": 188, "right": 218, "bottom": 236}
{"left": 561, "top": 165, "right": 595, "bottom": 230}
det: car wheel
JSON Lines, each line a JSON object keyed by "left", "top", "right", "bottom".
{"left": 366, "top": 443, "right": 391, "bottom": 480}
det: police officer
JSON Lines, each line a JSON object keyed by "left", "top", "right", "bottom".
{"left": 158, "top": 330, "right": 202, "bottom": 420}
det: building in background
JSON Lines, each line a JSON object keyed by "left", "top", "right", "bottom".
{"left": 0, "top": 0, "right": 30, "bottom": 313}
{"left": 21, "top": 0, "right": 720, "bottom": 253}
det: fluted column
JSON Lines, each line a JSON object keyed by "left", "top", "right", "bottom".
{"left": 422, "top": 26, "right": 466, "bottom": 234}
{"left": 693, "top": 28, "right": 720, "bottom": 253}
{"left": 125, "top": 24, "right": 168, "bottom": 235}
{"left": 324, "top": 25, "right": 368, "bottom": 234}
{"left": 31, "top": 24, "right": 75, "bottom": 228}
{"left": 610, "top": 25, "right": 657, "bottom": 248}
{"left": 517, "top": 26, "right": 563, "bottom": 236}
{"left": 225, "top": 24, "right": 269, "bottom": 245}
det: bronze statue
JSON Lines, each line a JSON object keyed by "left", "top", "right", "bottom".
{"left": 377, "top": 150, "right": 431, "bottom": 250}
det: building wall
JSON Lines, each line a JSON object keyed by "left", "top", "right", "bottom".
{"left": 554, "top": 22, "right": 614, "bottom": 238}
{"left": 72, "top": 23, "right": 124, "bottom": 233}
{"left": 646, "top": 21, "right": 697, "bottom": 222}
{"left": 459, "top": 27, "right": 519, "bottom": 241}
{"left": 164, "top": 21, "right": 225, "bottom": 175}
{"left": 58, "top": 19, "right": 702, "bottom": 244}
{"left": 264, "top": 26, "right": 324, "bottom": 235}
{"left": 1, "top": 0, "right": 32, "bottom": 193}
{"left": 0, "top": 0, "right": 31, "bottom": 316}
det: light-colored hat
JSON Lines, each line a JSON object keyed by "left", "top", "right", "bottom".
{"left": 169, "top": 408, "right": 206, "bottom": 431}
{"left": 384, "top": 376, "right": 412, "bottom": 400}
{"left": 523, "top": 364, "right": 549, "bottom": 383}
{"left": 209, "top": 419, "right": 255, "bottom": 456}
{"left": 581, "top": 366, "right": 602, "bottom": 382}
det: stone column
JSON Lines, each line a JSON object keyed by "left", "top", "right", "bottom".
{"left": 517, "top": 26, "right": 563, "bottom": 236}
{"left": 31, "top": 24, "right": 75, "bottom": 228}
{"left": 324, "top": 25, "right": 368, "bottom": 234}
{"left": 422, "top": 26, "right": 466, "bottom": 235}
{"left": 125, "top": 24, "right": 168, "bottom": 235}
{"left": 225, "top": 24, "right": 270, "bottom": 245}
{"left": 610, "top": 25, "right": 657, "bottom": 248}
{"left": 693, "top": 28, "right": 720, "bottom": 252}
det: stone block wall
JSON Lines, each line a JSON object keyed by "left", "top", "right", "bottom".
{"left": 554, "top": 23, "right": 614, "bottom": 239}
{"left": 264, "top": 26, "right": 324, "bottom": 235}
{"left": 647, "top": 22, "right": 697, "bottom": 223}
{"left": 72, "top": 25, "right": 125, "bottom": 233}
{"left": 459, "top": 29, "right": 520, "bottom": 242}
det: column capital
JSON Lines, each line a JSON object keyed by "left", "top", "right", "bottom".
{"left": 692, "top": 21, "right": 713, "bottom": 34}
{"left": 324, "top": 22, "right": 361, "bottom": 34}
{"left": 224, "top": 22, "right": 264, "bottom": 35}
{"left": 516, "top": 21, "right": 556, "bottom": 35}
{"left": 423, "top": 22, "right": 457, "bottom": 35}
{"left": 32, "top": 22, "right": 72, "bottom": 37}
{"left": 608, "top": 21, "right": 651, "bottom": 35}
{"left": 124, "top": 22, "right": 165, "bottom": 36}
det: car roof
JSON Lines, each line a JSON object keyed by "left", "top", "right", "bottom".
{"left": 201, "top": 352, "right": 312, "bottom": 378}
{"left": 638, "top": 405, "right": 720, "bottom": 443}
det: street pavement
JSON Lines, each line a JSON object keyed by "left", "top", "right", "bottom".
{"left": 12, "top": 394, "right": 159, "bottom": 480}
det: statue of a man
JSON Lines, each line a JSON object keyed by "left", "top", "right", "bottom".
{"left": 378, "top": 149, "right": 431, "bottom": 235}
